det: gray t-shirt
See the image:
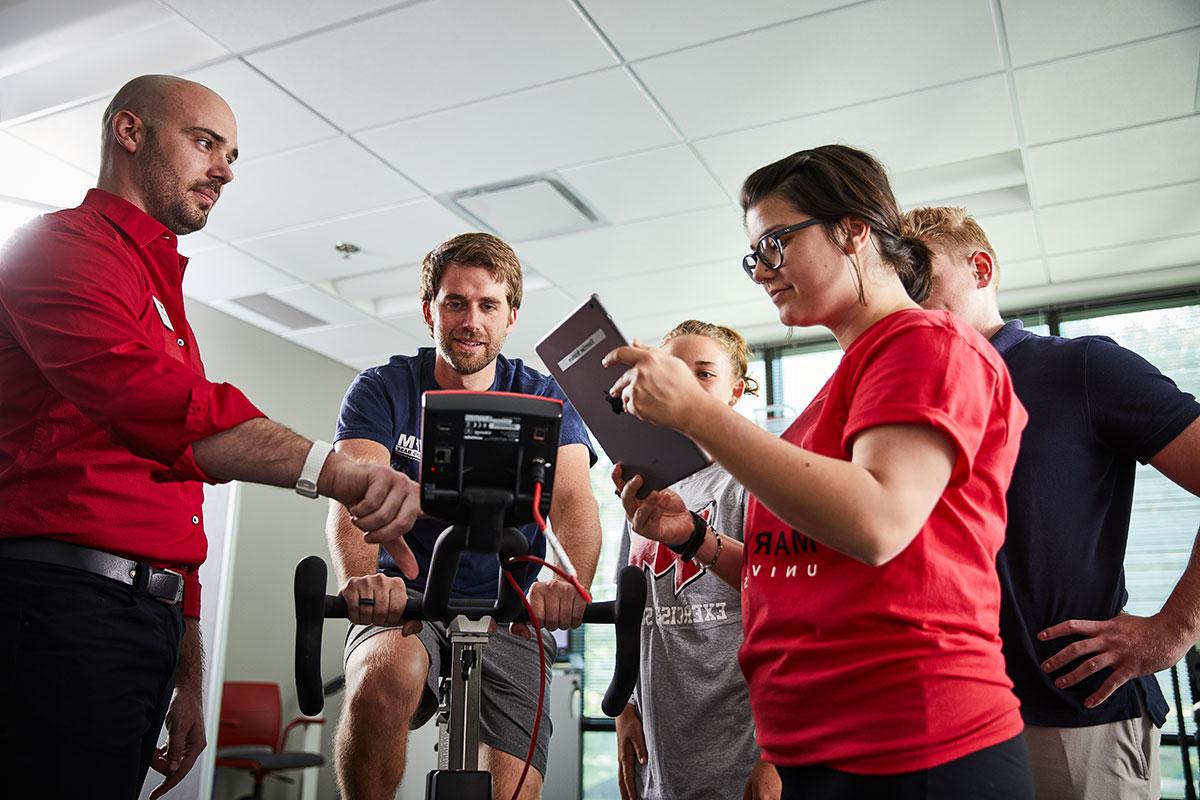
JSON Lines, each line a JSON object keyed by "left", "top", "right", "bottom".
{"left": 616, "top": 463, "right": 757, "bottom": 799}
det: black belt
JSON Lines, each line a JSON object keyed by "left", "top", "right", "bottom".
{"left": 0, "top": 537, "right": 185, "bottom": 606}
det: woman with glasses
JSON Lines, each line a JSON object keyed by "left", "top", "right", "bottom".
{"left": 605, "top": 144, "right": 1033, "bottom": 799}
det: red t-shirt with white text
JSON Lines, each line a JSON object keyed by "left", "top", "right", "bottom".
{"left": 739, "top": 309, "right": 1027, "bottom": 773}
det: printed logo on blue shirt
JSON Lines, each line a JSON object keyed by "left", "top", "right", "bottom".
{"left": 394, "top": 433, "right": 421, "bottom": 462}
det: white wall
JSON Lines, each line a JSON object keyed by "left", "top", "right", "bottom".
{"left": 185, "top": 299, "right": 363, "bottom": 800}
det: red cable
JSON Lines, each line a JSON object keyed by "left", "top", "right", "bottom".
{"left": 532, "top": 480, "right": 549, "bottom": 532}
{"left": 507, "top": 555, "right": 592, "bottom": 604}
{"left": 505, "top": 568, "right": 545, "bottom": 800}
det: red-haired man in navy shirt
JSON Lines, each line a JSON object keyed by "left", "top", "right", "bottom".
{"left": 905, "top": 206, "right": 1200, "bottom": 800}
{"left": 0, "top": 75, "right": 425, "bottom": 799}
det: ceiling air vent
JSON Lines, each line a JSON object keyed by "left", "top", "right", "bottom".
{"left": 230, "top": 293, "right": 327, "bottom": 330}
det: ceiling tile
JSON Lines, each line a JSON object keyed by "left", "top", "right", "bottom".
{"left": 514, "top": 205, "right": 746, "bottom": 285}
{"left": 1027, "top": 115, "right": 1200, "bottom": 206}
{"left": 158, "top": 0, "right": 401, "bottom": 53}
{"left": 893, "top": 151, "right": 1025, "bottom": 208}
{"left": 568, "top": 260, "right": 765, "bottom": 322}
{"left": 0, "top": 11, "right": 227, "bottom": 123}
{"left": 975, "top": 210, "right": 1042, "bottom": 263}
{"left": 996, "top": 258, "right": 1048, "bottom": 290}
{"left": 559, "top": 144, "right": 729, "bottom": 224}
{"left": 269, "top": 285, "right": 370, "bottom": 326}
{"left": 580, "top": 0, "right": 857, "bottom": 60}
{"left": 334, "top": 265, "right": 422, "bottom": 302}
{"left": 0, "top": 130, "right": 93, "bottom": 208}
{"left": 181, "top": 245, "right": 301, "bottom": 303}
{"left": 7, "top": 98, "right": 106, "bottom": 174}
{"left": 1000, "top": 0, "right": 1200, "bottom": 66}
{"left": 1015, "top": 30, "right": 1199, "bottom": 145}
{"left": 286, "top": 320, "right": 409, "bottom": 362}
{"left": 634, "top": 0, "right": 1002, "bottom": 139}
{"left": 209, "top": 296, "right": 293, "bottom": 336}
{"left": 695, "top": 75, "right": 1018, "bottom": 196}
{"left": 203, "top": 137, "right": 422, "bottom": 240}
{"left": 1038, "top": 182, "right": 1200, "bottom": 254}
{"left": 358, "top": 69, "right": 680, "bottom": 195}
{"left": 248, "top": 0, "right": 615, "bottom": 132}
{"left": 1047, "top": 234, "right": 1200, "bottom": 282}
{"left": 181, "top": 58, "right": 338, "bottom": 161}
{"left": 234, "top": 199, "right": 469, "bottom": 282}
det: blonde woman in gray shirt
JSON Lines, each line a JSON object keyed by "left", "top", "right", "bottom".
{"left": 615, "top": 320, "right": 780, "bottom": 800}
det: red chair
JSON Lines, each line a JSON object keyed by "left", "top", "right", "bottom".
{"left": 215, "top": 681, "right": 325, "bottom": 800}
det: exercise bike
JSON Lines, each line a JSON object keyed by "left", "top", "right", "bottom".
{"left": 294, "top": 390, "right": 645, "bottom": 800}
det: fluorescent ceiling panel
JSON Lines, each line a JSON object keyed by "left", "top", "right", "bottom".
{"left": 892, "top": 151, "right": 1026, "bottom": 208}
{"left": 457, "top": 180, "right": 593, "bottom": 241}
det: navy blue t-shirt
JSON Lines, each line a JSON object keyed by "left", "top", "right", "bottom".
{"left": 992, "top": 320, "right": 1200, "bottom": 728}
{"left": 334, "top": 347, "right": 595, "bottom": 599}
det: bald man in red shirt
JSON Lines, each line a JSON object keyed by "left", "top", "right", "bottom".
{"left": 0, "top": 75, "right": 417, "bottom": 799}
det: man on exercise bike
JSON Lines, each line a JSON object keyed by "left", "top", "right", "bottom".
{"left": 327, "top": 232, "right": 601, "bottom": 800}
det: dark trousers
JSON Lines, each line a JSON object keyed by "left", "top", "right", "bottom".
{"left": 0, "top": 558, "right": 184, "bottom": 799}
{"left": 778, "top": 733, "right": 1034, "bottom": 800}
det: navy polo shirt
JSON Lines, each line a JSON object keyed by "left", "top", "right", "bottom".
{"left": 991, "top": 320, "right": 1200, "bottom": 727}
{"left": 335, "top": 347, "right": 595, "bottom": 599}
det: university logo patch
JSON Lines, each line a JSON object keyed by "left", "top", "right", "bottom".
{"left": 394, "top": 432, "right": 421, "bottom": 462}
{"left": 628, "top": 501, "right": 716, "bottom": 596}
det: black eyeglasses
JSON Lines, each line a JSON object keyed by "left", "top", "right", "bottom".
{"left": 741, "top": 219, "right": 826, "bottom": 280}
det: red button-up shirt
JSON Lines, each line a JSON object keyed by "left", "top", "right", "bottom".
{"left": 0, "top": 189, "right": 265, "bottom": 618}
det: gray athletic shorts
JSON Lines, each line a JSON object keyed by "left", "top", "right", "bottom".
{"left": 344, "top": 615, "right": 558, "bottom": 775}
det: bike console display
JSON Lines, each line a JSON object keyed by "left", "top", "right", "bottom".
{"left": 420, "top": 391, "right": 562, "bottom": 527}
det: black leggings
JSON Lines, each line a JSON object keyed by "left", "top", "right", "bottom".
{"left": 777, "top": 734, "right": 1033, "bottom": 800}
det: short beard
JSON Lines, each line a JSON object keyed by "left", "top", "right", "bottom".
{"left": 436, "top": 328, "right": 504, "bottom": 376}
{"left": 140, "top": 126, "right": 210, "bottom": 235}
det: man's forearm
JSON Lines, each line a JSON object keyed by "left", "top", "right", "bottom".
{"left": 176, "top": 618, "right": 204, "bottom": 692}
{"left": 193, "top": 417, "right": 311, "bottom": 486}
{"left": 327, "top": 502, "right": 380, "bottom": 585}
{"left": 1157, "top": 530, "right": 1200, "bottom": 645}
{"left": 551, "top": 489, "right": 601, "bottom": 589}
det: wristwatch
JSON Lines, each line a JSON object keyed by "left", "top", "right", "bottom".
{"left": 666, "top": 511, "right": 708, "bottom": 562}
{"left": 296, "top": 440, "right": 334, "bottom": 499}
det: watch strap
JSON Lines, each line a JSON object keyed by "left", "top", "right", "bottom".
{"left": 666, "top": 511, "right": 707, "bottom": 562}
{"left": 296, "top": 439, "right": 334, "bottom": 499}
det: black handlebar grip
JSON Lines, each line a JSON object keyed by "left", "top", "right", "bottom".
{"left": 294, "top": 555, "right": 329, "bottom": 716}
{"left": 598, "top": 565, "right": 646, "bottom": 717}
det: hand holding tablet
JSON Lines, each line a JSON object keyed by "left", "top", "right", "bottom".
{"left": 536, "top": 295, "right": 711, "bottom": 496}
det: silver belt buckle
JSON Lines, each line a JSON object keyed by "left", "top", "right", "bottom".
{"left": 149, "top": 568, "right": 185, "bottom": 605}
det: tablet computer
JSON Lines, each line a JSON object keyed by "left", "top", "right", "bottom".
{"left": 536, "top": 294, "right": 711, "bottom": 495}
